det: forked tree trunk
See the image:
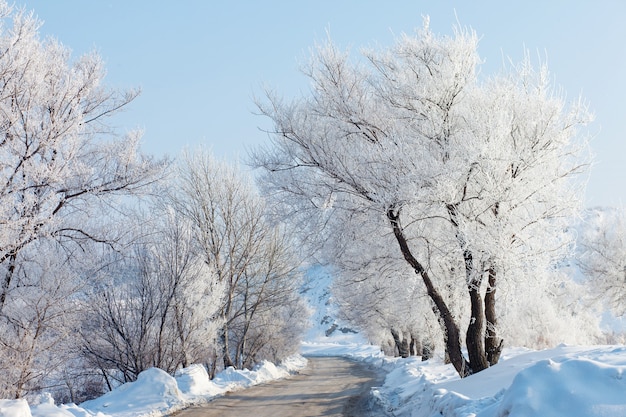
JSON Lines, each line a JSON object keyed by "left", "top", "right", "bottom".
{"left": 387, "top": 209, "right": 471, "bottom": 377}
{"left": 390, "top": 328, "right": 410, "bottom": 358}
{"left": 466, "top": 282, "right": 489, "bottom": 373}
{"left": 448, "top": 204, "right": 490, "bottom": 375}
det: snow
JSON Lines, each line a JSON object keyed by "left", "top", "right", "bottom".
{"left": 298, "top": 268, "right": 626, "bottom": 417}
{"left": 174, "top": 364, "right": 218, "bottom": 397}
{"left": 0, "top": 400, "right": 31, "bottom": 417}
{"left": 3, "top": 264, "right": 626, "bottom": 417}
{"left": 79, "top": 368, "right": 184, "bottom": 416}
{"left": 4, "top": 345, "right": 626, "bottom": 417}
{"left": 300, "top": 264, "right": 383, "bottom": 359}
{"left": 301, "top": 339, "right": 626, "bottom": 417}
{"left": 0, "top": 356, "right": 307, "bottom": 417}
{"left": 484, "top": 356, "right": 626, "bottom": 417}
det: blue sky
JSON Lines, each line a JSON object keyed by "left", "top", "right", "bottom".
{"left": 18, "top": 1, "right": 626, "bottom": 207}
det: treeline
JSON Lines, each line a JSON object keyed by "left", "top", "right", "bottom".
{"left": 1, "top": 0, "right": 624, "bottom": 402}
{"left": 0, "top": 3, "right": 307, "bottom": 402}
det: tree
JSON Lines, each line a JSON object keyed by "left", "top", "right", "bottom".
{"left": 81, "top": 208, "right": 223, "bottom": 386}
{"left": 0, "top": 2, "right": 166, "bottom": 314}
{"left": 169, "top": 149, "right": 308, "bottom": 370}
{"left": 320, "top": 200, "right": 441, "bottom": 359}
{"left": 333, "top": 261, "right": 439, "bottom": 359}
{"left": 577, "top": 208, "right": 626, "bottom": 317}
{"left": 0, "top": 240, "right": 87, "bottom": 399}
{"left": 0, "top": 2, "right": 166, "bottom": 398}
{"left": 252, "top": 20, "right": 592, "bottom": 377}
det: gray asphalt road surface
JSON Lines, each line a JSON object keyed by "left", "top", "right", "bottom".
{"left": 171, "top": 356, "right": 387, "bottom": 417}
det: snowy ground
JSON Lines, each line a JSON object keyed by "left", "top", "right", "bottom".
{"left": 2, "top": 265, "right": 625, "bottom": 417}
{"left": 304, "top": 337, "right": 626, "bottom": 417}
{"left": 302, "top": 266, "right": 626, "bottom": 417}
{"left": 3, "top": 340, "right": 625, "bottom": 417}
{"left": 0, "top": 356, "right": 308, "bottom": 417}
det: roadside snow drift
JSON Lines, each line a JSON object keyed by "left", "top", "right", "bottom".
{"left": 299, "top": 266, "right": 626, "bottom": 416}
{"left": 483, "top": 356, "right": 626, "bottom": 417}
{"left": 80, "top": 368, "right": 184, "bottom": 416}
{"left": 369, "top": 344, "right": 626, "bottom": 417}
{"left": 175, "top": 364, "right": 223, "bottom": 398}
{"left": 0, "top": 400, "right": 30, "bottom": 417}
{"left": 0, "top": 355, "right": 307, "bottom": 417}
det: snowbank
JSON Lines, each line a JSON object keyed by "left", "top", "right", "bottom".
{"left": 0, "top": 400, "right": 31, "bottom": 417}
{"left": 5, "top": 355, "right": 306, "bottom": 417}
{"left": 371, "top": 344, "right": 626, "bottom": 417}
{"left": 31, "top": 396, "right": 95, "bottom": 417}
{"left": 7, "top": 256, "right": 626, "bottom": 417}
{"left": 479, "top": 354, "right": 626, "bottom": 417}
{"left": 301, "top": 335, "right": 626, "bottom": 417}
{"left": 79, "top": 368, "right": 184, "bottom": 416}
{"left": 6, "top": 340, "right": 626, "bottom": 417}
{"left": 300, "top": 266, "right": 626, "bottom": 416}
{"left": 174, "top": 364, "right": 223, "bottom": 399}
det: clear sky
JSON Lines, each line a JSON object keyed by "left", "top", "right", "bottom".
{"left": 16, "top": 1, "right": 626, "bottom": 208}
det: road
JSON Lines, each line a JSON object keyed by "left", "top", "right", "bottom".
{"left": 171, "top": 356, "right": 387, "bottom": 417}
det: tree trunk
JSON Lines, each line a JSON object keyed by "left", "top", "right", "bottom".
{"left": 206, "top": 349, "right": 218, "bottom": 379}
{"left": 464, "top": 251, "right": 489, "bottom": 374}
{"left": 0, "top": 251, "right": 17, "bottom": 313}
{"left": 390, "top": 328, "right": 410, "bottom": 358}
{"left": 387, "top": 209, "right": 471, "bottom": 377}
{"left": 448, "top": 204, "right": 489, "bottom": 375}
{"left": 421, "top": 339, "right": 434, "bottom": 361}
{"left": 100, "top": 367, "right": 113, "bottom": 392}
{"left": 484, "top": 267, "right": 503, "bottom": 365}
{"left": 409, "top": 334, "right": 421, "bottom": 357}
{"left": 466, "top": 282, "right": 489, "bottom": 373}
{"left": 221, "top": 288, "right": 236, "bottom": 369}
{"left": 220, "top": 324, "right": 235, "bottom": 369}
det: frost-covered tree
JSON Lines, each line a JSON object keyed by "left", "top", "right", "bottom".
{"left": 321, "top": 202, "right": 442, "bottom": 359}
{"left": 333, "top": 262, "right": 439, "bottom": 359}
{"left": 82, "top": 207, "right": 223, "bottom": 386}
{"left": 169, "top": 149, "right": 308, "bottom": 370}
{"left": 578, "top": 208, "right": 626, "bottom": 317}
{"left": 0, "top": 2, "right": 166, "bottom": 314}
{"left": 0, "top": 2, "right": 165, "bottom": 398}
{"left": 0, "top": 240, "right": 87, "bottom": 399}
{"left": 252, "top": 20, "right": 592, "bottom": 377}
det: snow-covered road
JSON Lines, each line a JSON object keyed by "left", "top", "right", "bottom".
{"left": 171, "top": 357, "right": 385, "bottom": 417}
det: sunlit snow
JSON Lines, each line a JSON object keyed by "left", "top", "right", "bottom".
{"left": 1, "top": 266, "right": 625, "bottom": 417}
